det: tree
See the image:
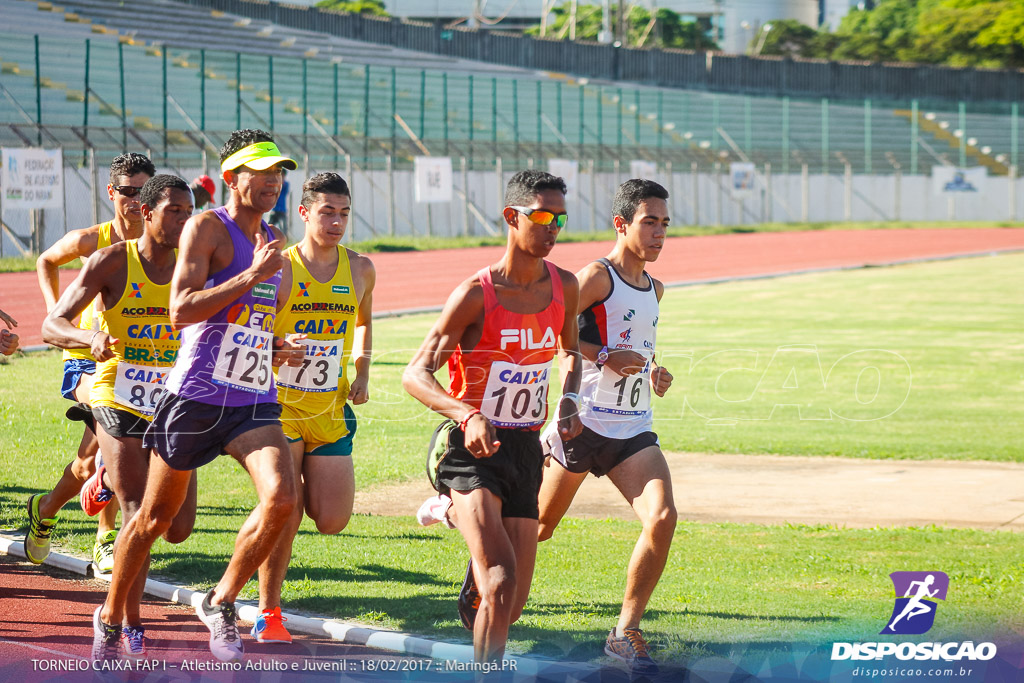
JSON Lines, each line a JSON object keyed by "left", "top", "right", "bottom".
{"left": 757, "top": 19, "right": 821, "bottom": 58}
{"left": 315, "top": 0, "right": 388, "bottom": 16}
{"left": 527, "top": 3, "right": 719, "bottom": 51}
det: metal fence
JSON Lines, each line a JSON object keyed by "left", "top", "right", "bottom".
{"left": 176, "top": 0, "right": 1024, "bottom": 105}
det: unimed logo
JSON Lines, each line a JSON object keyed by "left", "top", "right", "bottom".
{"left": 831, "top": 570, "right": 997, "bottom": 663}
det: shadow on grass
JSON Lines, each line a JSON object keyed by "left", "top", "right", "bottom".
{"left": 153, "top": 556, "right": 449, "bottom": 590}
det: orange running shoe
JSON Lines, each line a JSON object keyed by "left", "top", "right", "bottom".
{"left": 250, "top": 607, "right": 291, "bottom": 644}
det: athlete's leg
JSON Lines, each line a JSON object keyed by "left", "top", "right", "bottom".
{"left": 163, "top": 470, "right": 198, "bottom": 544}
{"left": 606, "top": 446, "right": 677, "bottom": 632}
{"left": 303, "top": 450, "right": 355, "bottom": 534}
{"left": 256, "top": 439, "right": 305, "bottom": 611}
{"left": 72, "top": 372, "right": 121, "bottom": 537}
{"left": 100, "top": 451, "right": 192, "bottom": 626}
{"left": 450, "top": 488, "right": 518, "bottom": 663}
{"left": 537, "top": 457, "right": 587, "bottom": 542}
{"left": 95, "top": 426, "right": 151, "bottom": 626}
{"left": 503, "top": 517, "right": 539, "bottom": 625}
{"left": 37, "top": 427, "right": 98, "bottom": 519}
{"left": 211, "top": 425, "right": 297, "bottom": 606}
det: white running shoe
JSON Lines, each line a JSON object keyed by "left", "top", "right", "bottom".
{"left": 416, "top": 494, "right": 455, "bottom": 529}
{"left": 196, "top": 589, "right": 244, "bottom": 662}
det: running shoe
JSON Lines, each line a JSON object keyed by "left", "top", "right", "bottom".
{"left": 457, "top": 559, "right": 480, "bottom": 631}
{"left": 80, "top": 463, "right": 114, "bottom": 516}
{"left": 92, "top": 606, "right": 120, "bottom": 663}
{"left": 196, "top": 589, "right": 244, "bottom": 662}
{"left": 416, "top": 494, "right": 455, "bottom": 529}
{"left": 250, "top": 606, "right": 292, "bottom": 644}
{"left": 92, "top": 529, "right": 117, "bottom": 575}
{"left": 120, "top": 625, "right": 146, "bottom": 657}
{"left": 24, "top": 494, "right": 58, "bottom": 564}
{"left": 604, "top": 627, "right": 658, "bottom": 675}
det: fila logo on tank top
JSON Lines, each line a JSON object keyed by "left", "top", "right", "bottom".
{"left": 577, "top": 258, "right": 659, "bottom": 439}
{"left": 448, "top": 262, "right": 564, "bottom": 429}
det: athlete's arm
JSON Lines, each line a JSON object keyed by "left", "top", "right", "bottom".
{"left": 36, "top": 227, "right": 99, "bottom": 312}
{"left": 170, "top": 213, "right": 285, "bottom": 328}
{"left": 348, "top": 253, "right": 375, "bottom": 406}
{"left": 0, "top": 328, "right": 18, "bottom": 356}
{"left": 649, "top": 276, "right": 673, "bottom": 397}
{"left": 555, "top": 268, "right": 584, "bottom": 441}
{"left": 402, "top": 278, "right": 500, "bottom": 457}
{"left": 576, "top": 261, "right": 645, "bottom": 377}
{"left": 0, "top": 308, "right": 18, "bottom": 355}
{"left": 269, "top": 255, "right": 306, "bottom": 367}
{"left": 42, "top": 245, "right": 124, "bottom": 360}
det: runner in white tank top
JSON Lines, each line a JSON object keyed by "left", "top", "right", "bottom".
{"left": 538, "top": 179, "right": 676, "bottom": 676}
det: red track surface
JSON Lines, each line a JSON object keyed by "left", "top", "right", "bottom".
{"left": 3, "top": 228, "right": 1023, "bottom": 349}
{"left": 0, "top": 555, "right": 415, "bottom": 681}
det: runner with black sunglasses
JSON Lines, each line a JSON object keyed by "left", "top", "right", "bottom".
{"left": 26, "top": 152, "right": 155, "bottom": 575}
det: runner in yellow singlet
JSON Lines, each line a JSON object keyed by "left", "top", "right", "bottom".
{"left": 26, "top": 152, "right": 155, "bottom": 573}
{"left": 42, "top": 175, "right": 199, "bottom": 661}
{"left": 251, "top": 172, "right": 374, "bottom": 644}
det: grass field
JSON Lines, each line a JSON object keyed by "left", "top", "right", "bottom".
{"left": 0, "top": 252, "right": 1021, "bottom": 659}
{"left": 0, "top": 219, "right": 1012, "bottom": 273}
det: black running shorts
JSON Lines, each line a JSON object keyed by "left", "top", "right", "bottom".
{"left": 556, "top": 425, "right": 659, "bottom": 477}
{"left": 143, "top": 391, "right": 282, "bottom": 471}
{"left": 93, "top": 405, "right": 150, "bottom": 440}
{"left": 434, "top": 425, "right": 544, "bottom": 520}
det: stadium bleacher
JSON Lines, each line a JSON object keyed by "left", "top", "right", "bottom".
{"left": 0, "top": 0, "right": 1018, "bottom": 176}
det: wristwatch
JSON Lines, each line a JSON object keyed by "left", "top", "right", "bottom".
{"left": 596, "top": 345, "right": 610, "bottom": 369}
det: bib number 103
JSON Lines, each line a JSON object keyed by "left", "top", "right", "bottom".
{"left": 480, "top": 360, "right": 552, "bottom": 428}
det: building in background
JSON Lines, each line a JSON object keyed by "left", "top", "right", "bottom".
{"left": 306, "top": 2, "right": 851, "bottom": 55}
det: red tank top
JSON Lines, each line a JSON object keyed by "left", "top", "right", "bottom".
{"left": 448, "top": 260, "right": 565, "bottom": 430}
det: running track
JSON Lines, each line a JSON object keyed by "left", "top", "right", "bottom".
{"left": 4, "top": 227, "right": 1024, "bottom": 349}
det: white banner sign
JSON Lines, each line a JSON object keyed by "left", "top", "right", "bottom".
{"left": 414, "top": 156, "right": 452, "bottom": 203}
{"left": 548, "top": 159, "right": 579, "bottom": 197}
{"left": 629, "top": 160, "right": 657, "bottom": 180}
{"left": 932, "top": 166, "right": 986, "bottom": 195}
{"left": 2, "top": 147, "right": 63, "bottom": 209}
{"left": 730, "top": 162, "right": 757, "bottom": 199}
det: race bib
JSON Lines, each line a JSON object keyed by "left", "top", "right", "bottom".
{"left": 589, "top": 357, "right": 652, "bottom": 416}
{"left": 480, "top": 360, "right": 551, "bottom": 428}
{"left": 276, "top": 339, "right": 341, "bottom": 393}
{"left": 113, "top": 362, "right": 169, "bottom": 416}
{"left": 212, "top": 323, "right": 273, "bottom": 394}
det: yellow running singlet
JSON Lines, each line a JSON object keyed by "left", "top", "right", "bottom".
{"left": 89, "top": 240, "right": 179, "bottom": 420}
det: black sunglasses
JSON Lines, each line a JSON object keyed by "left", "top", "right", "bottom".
{"left": 113, "top": 185, "right": 144, "bottom": 198}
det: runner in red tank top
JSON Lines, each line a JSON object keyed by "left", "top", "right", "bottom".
{"left": 404, "top": 170, "right": 583, "bottom": 664}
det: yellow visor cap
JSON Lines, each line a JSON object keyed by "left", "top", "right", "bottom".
{"left": 221, "top": 141, "right": 298, "bottom": 172}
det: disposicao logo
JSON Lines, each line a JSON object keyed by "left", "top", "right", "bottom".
{"left": 831, "top": 570, "right": 997, "bottom": 663}
{"left": 882, "top": 571, "right": 948, "bottom": 635}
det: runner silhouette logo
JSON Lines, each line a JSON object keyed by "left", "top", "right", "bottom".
{"left": 881, "top": 571, "right": 949, "bottom": 635}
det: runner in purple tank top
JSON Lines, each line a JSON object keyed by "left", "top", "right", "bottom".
{"left": 96, "top": 130, "right": 306, "bottom": 663}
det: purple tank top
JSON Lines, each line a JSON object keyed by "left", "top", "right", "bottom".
{"left": 166, "top": 207, "right": 282, "bottom": 406}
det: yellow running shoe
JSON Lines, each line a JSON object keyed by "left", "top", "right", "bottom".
{"left": 25, "top": 494, "right": 58, "bottom": 564}
{"left": 93, "top": 529, "right": 117, "bottom": 575}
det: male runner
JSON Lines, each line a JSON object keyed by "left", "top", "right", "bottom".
{"left": 27, "top": 152, "right": 155, "bottom": 572}
{"left": 42, "top": 175, "right": 198, "bottom": 660}
{"left": 538, "top": 179, "right": 676, "bottom": 674}
{"left": 97, "top": 129, "right": 302, "bottom": 663}
{"left": 403, "top": 170, "right": 583, "bottom": 663}
{"left": 251, "top": 172, "right": 375, "bottom": 644}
